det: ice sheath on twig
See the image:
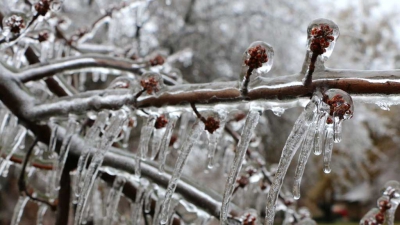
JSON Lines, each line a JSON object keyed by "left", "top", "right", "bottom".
{"left": 74, "top": 110, "right": 128, "bottom": 225}
{"left": 220, "top": 110, "right": 260, "bottom": 224}
{"left": 159, "top": 120, "right": 205, "bottom": 225}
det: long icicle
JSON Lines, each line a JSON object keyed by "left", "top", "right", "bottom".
{"left": 159, "top": 120, "right": 205, "bottom": 225}
{"left": 158, "top": 114, "right": 178, "bottom": 172}
{"left": 53, "top": 116, "right": 78, "bottom": 195}
{"left": 74, "top": 110, "right": 128, "bottom": 225}
{"left": 75, "top": 111, "right": 108, "bottom": 201}
{"left": 292, "top": 112, "right": 320, "bottom": 200}
{"left": 135, "top": 115, "right": 156, "bottom": 177}
{"left": 220, "top": 110, "right": 260, "bottom": 224}
{"left": 104, "top": 176, "right": 126, "bottom": 225}
{"left": 10, "top": 196, "right": 29, "bottom": 225}
{"left": 36, "top": 204, "right": 47, "bottom": 225}
{"left": 0, "top": 126, "right": 27, "bottom": 175}
{"left": 265, "top": 100, "right": 317, "bottom": 225}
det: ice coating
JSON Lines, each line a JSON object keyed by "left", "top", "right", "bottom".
{"left": 104, "top": 176, "right": 126, "bottom": 224}
{"left": 140, "top": 72, "right": 165, "bottom": 95}
{"left": 241, "top": 41, "right": 274, "bottom": 79}
{"left": 220, "top": 110, "right": 260, "bottom": 224}
{"left": 307, "top": 18, "right": 339, "bottom": 61}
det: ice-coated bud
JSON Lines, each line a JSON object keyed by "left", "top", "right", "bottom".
{"left": 140, "top": 72, "right": 165, "bottom": 95}
{"left": 307, "top": 18, "right": 339, "bottom": 61}
{"left": 322, "top": 89, "right": 353, "bottom": 143}
{"left": 2, "top": 13, "right": 27, "bottom": 35}
{"left": 240, "top": 41, "right": 274, "bottom": 81}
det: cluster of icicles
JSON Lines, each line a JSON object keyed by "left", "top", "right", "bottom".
{"left": 264, "top": 89, "right": 354, "bottom": 225}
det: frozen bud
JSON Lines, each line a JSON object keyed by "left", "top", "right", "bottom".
{"left": 3, "top": 13, "right": 27, "bottom": 35}
{"left": 149, "top": 54, "right": 165, "bottom": 66}
{"left": 377, "top": 196, "right": 392, "bottom": 211}
{"left": 204, "top": 116, "right": 220, "bottom": 134}
{"left": 140, "top": 72, "right": 164, "bottom": 95}
{"left": 38, "top": 31, "right": 50, "bottom": 42}
{"left": 241, "top": 41, "right": 274, "bottom": 81}
{"left": 34, "top": 0, "right": 51, "bottom": 16}
{"left": 322, "top": 89, "right": 353, "bottom": 143}
{"left": 307, "top": 18, "right": 339, "bottom": 61}
{"left": 154, "top": 115, "right": 168, "bottom": 129}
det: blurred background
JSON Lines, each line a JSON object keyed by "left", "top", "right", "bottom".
{"left": 1, "top": 0, "right": 400, "bottom": 224}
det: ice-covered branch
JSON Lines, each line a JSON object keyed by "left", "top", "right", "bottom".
{"left": 21, "top": 68, "right": 400, "bottom": 120}
{"left": 18, "top": 54, "right": 146, "bottom": 82}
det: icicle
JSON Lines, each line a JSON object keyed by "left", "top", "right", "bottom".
{"left": 313, "top": 113, "right": 327, "bottom": 155}
{"left": 36, "top": 204, "right": 47, "bottom": 225}
{"left": 74, "top": 110, "right": 128, "bottom": 225}
{"left": 152, "top": 127, "right": 165, "bottom": 160}
{"left": 53, "top": 116, "right": 78, "bottom": 193}
{"left": 136, "top": 119, "right": 156, "bottom": 176}
{"left": 175, "top": 112, "right": 191, "bottom": 148}
{"left": 158, "top": 115, "right": 178, "bottom": 173}
{"left": 332, "top": 114, "right": 343, "bottom": 143}
{"left": 75, "top": 111, "right": 108, "bottom": 201}
{"left": 322, "top": 125, "right": 334, "bottom": 173}
{"left": 265, "top": 99, "right": 317, "bottom": 225}
{"left": 0, "top": 126, "right": 27, "bottom": 175}
{"left": 159, "top": 120, "right": 205, "bottom": 225}
{"left": 145, "top": 185, "right": 158, "bottom": 214}
{"left": 207, "top": 111, "right": 227, "bottom": 169}
{"left": 10, "top": 196, "right": 29, "bottom": 225}
{"left": 293, "top": 112, "right": 319, "bottom": 200}
{"left": 135, "top": 115, "right": 156, "bottom": 177}
{"left": 131, "top": 182, "right": 148, "bottom": 224}
{"left": 220, "top": 110, "right": 260, "bottom": 224}
{"left": 105, "top": 176, "right": 126, "bottom": 225}
{"left": 91, "top": 179, "right": 104, "bottom": 225}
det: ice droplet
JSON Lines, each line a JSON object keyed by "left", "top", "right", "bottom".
{"left": 159, "top": 120, "right": 205, "bottom": 225}
{"left": 307, "top": 18, "right": 339, "bottom": 61}
{"left": 240, "top": 41, "right": 274, "bottom": 91}
{"left": 140, "top": 72, "right": 165, "bottom": 96}
{"left": 220, "top": 110, "right": 260, "bottom": 224}
{"left": 322, "top": 125, "right": 334, "bottom": 174}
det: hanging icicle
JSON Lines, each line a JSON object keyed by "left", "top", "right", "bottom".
{"left": 207, "top": 110, "right": 228, "bottom": 169}
{"left": 53, "top": 115, "right": 78, "bottom": 193}
{"left": 10, "top": 196, "right": 29, "bottom": 225}
{"left": 158, "top": 114, "right": 178, "bottom": 173}
{"left": 135, "top": 114, "right": 156, "bottom": 177}
{"left": 36, "top": 204, "right": 47, "bottom": 225}
{"left": 220, "top": 110, "right": 260, "bottom": 224}
{"left": 74, "top": 110, "right": 128, "bottom": 225}
{"left": 159, "top": 120, "right": 205, "bottom": 225}
{"left": 104, "top": 176, "right": 126, "bottom": 225}
{"left": 75, "top": 111, "right": 108, "bottom": 201}
{"left": 265, "top": 89, "right": 354, "bottom": 225}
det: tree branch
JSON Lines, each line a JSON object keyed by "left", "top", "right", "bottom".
{"left": 22, "top": 68, "right": 400, "bottom": 120}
